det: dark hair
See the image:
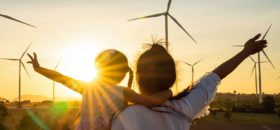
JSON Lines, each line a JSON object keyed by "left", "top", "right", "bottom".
{"left": 95, "top": 49, "right": 129, "bottom": 84}
{"left": 136, "top": 44, "right": 176, "bottom": 94}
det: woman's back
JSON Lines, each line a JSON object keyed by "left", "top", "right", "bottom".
{"left": 112, "top": 73, "right": 221, "bottom": 130}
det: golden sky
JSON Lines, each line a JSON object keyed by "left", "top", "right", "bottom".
{"left": 0, "top": 0, "right": 280, "bottom": 100}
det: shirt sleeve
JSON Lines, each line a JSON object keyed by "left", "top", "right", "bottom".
{"left": 166, "top": 72, "right": 221, "bottom": 120}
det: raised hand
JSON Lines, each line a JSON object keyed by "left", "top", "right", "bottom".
{"left": 243, "top": 34, "right": 267, "bottom": 56}
{"left": 27, "top": 52, "right": 40, "bottom": 70}
{"left": 213, "top": 33, "right": 269, "bottom": 79}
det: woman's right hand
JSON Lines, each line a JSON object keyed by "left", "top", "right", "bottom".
{"left": 242, "top": 33, "right": 267, "bottom": 57}
{"left": 27, "top": 52, "right": 40, "bottom": 71}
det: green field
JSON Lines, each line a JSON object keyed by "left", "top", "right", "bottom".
{"left": 2, "top": 108, "right": 280, "bottom": 130}
{"left": 190, "top": 112, "right": 280, "bottom": 130}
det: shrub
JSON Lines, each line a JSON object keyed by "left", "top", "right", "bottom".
{"left": 16, "top": 113, "right": 41, "bottom": 130}
{"left": 0, "top": 123, "right": 7, "bottom": 130}
{"left": 277, "top": 108, "right": 280, "bottom": 117}
{"left": 263, "top": 96, "right": 275, "bottom": 113}
{"left": 224, "top": 110, "right": 232, "bottom": 120}
{"left": 209, "top": 109, "right": 216, "bottom": 118}
{"left": 0, "top": 102, "right": 8, "bottom": 121}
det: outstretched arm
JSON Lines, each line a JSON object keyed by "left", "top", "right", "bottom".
{"left": 213, "top": 34, "right": 267, "bottom": 79}
{"left": 123, "top": 88, "right": 172, "bottom": 107}
{"left": 27, "top": 53, "right": 84, "bottom": 94}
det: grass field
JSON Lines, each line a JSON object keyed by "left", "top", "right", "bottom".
{"left": 190, "top": 112, "right": 280, "bottom": 130}
{"left": 3, "top": 103, "right": 80, "bottom": 130}
{"left": 3, "top": 107, "right": 280, "bottom": 130}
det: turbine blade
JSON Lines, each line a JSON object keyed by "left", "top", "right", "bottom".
{"left": 128, "top": 13, "right": 165, "bottom": 21}
{"left": 261, "top": 24, "right": 272, "bottom": 40}
{"left": 21, "top": 61, "right": 30, "bottom": 78}
{"left": 168, "top": 14, "right": 197, "bottom": 43}
{"left": 249, "top": 56, "right": 255, "bottom": 63}
{"left": 0, "top": 58, "right": 18, "bottom": 61}
{"left": 54, "top": 59, "right": 61, "bottom": 70}
{"left": 181, "top": 61, "right": 192, "bottom": 66}
{"left": 232, "top": 45, "right": 244, "bottom": 47}
{"left": 250, "top": 65, "right": 256, "bottom": 77}
{"left": 167, "top": 0, "right": 172, "bottom": 12}
{"left": 193, "top": 58, "right": 203, "bottom": 66}
{"left": 21, "top": 43, "right": 32, "bottom": 59}
{"left": 262, "top": 50, "right": 275, "bottom": 69}
{"left": 0, "top": 14, "right": 36, "bottom": 28}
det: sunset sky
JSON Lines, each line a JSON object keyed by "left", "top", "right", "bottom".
{"left": 0, "top": 0, "right": 279, "bottom": 100}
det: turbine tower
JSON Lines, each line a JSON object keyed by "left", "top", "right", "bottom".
{"left": 0, "top": 43, "right": 32, "bottom": 107}
{"left": 233, "top": 24, "right": 274, "bottom": 103}
{"left": 257, "top": 24, "right": 274, "bottom": 103}
{"left": 249, "top": 56, "right": 267, "bottom": 96}
{"left": 53, "top": 59, "right": 61, "bottom": 102}
{"left": 182, "top": 58, "right": 203, "bottom": 89}
{"left": 128, "top": 0, "right": 197, "bottom": 50}
{"left": 0, "top": 14, "right": 36, "bottom": 28}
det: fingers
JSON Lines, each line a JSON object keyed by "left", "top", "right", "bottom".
{"left": 252, "top": 42, "right": 267, "bottom": 54}
{"left": 34, "top": 52, "right": 37, "bottom": 61}
{"left": 27, "top": 61, "right": 32, "bottom": 64}
{"left": 255, "top": 40, "right": 267, "bottom": 46}
{"left": 27, "top": 53, "right": 34, "bottom": 61}
{"left": 250, "top": 33, "right": 261, "bottom": 41}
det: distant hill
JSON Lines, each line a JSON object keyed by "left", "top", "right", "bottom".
{"left": 55, "top": 96, "right": 81, "bottom": 101}
{"left": 12, "top": 95, "right": 81, "bottom": 102}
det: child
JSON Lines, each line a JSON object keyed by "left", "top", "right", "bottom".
{"left": 27, "top": 49, "right": 172, "bottom": 130}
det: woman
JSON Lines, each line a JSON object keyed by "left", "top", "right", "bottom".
{"left": 111, "top": 34, "right": 267, "bottom": 130}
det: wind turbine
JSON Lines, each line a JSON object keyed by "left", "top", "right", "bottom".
{"left": 0, "top": 43, "right": 31, "bottom": 107}
{"left": 249, "top": 56, "right": 268, "bottom": 96}
{"left": 128, "top": 0, "right": 197, "bottom": 50}
{"left": 233, "top": 24, "right": 274, "bottom": 103}
{"left": 181, "top": 59, "right": 203, "bottom": 89}
{"left": 53, "top": 59, "right": 61, "bottom": 102}
{"left": 0, "top": 14, "right": 36, "bottom": 28}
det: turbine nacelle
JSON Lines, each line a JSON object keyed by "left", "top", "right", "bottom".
{"left": 128, "top": 0, "right": 197, "bottom": 49}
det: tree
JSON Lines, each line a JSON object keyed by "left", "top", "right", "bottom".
{"left": 0, "top": 102, "right": 8, "bottom": 130}
{"left": 262, "top": 96, "right": 275, "bottom": 113}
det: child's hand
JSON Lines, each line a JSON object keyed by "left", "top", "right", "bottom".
{"left": 242, "top": 34, "right": 267, "bottom": 56}
{"left": 27, "top": 52, "right": 40, "bottom": 70}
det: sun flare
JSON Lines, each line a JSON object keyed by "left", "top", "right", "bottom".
{"left": 57, "top": 37, "right": 105, "bottom": 82}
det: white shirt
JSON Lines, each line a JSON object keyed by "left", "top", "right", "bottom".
{"left": 111, "top": 73, "right": 221, "bottom": 130}
{"left": 76, "top": 82, "right": 125, "bottom": 130}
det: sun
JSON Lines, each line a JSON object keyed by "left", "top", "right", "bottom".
{"left": 57, "top": 37, "right": 105, "bottom": 82}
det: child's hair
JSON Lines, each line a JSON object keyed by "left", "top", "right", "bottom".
{"left": 95, "top": 49, "right": 131, "bottom": 85}
{"left": 136, "top": 44, "right": 176, "bottom": 94}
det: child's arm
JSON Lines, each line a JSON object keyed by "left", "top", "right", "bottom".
{"left": 123, "top": 88, "right": 172, "bottom": 107}
{"left": 27, "top": 53, "right": 84, "bottom": 94}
